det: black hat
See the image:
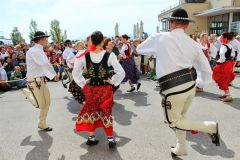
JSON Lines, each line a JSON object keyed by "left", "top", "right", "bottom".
{"left": 122, "top": 34, "right": 130, "bottom": 40}
{"left": 165, "top": 8, "right": 194, "bottom": 23}
{"left": 32, "top": 31, "right": 50, "bottom": 41}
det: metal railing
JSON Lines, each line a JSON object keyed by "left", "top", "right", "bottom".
{"left": 159, "top": 0, "right": 184, "bottom": 14}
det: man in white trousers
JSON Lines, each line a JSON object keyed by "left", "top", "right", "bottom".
{"left": 23, "top": 31, "right": 57, "bottom": 132}
{"left": 137, "top": 9, "right": 220, "bottom": 156}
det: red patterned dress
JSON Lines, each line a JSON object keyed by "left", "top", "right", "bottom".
{"left": 75, "top": 52, "right": 114, "bottom": 136}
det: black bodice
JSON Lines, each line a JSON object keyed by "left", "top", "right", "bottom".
{"left": 84, "top": 52, "right": 111, "bottom": 86}
{"left": 216, "top": 44, "right": 234, "bottom": 62}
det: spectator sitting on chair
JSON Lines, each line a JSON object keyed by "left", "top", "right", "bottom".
{"left": 10, "top": 66, "right": 27, "bottom": 89}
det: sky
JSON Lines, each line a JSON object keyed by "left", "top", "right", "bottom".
{"left": 1, "top": 0, "right": 179, "bottom": 42}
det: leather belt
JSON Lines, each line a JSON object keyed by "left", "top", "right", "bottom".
{"left": 158, "top": 68, "right": 196, "bottom": 93}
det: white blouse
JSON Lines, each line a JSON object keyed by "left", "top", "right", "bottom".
{"left": 72, "top": 50, "right": 125, "bottom": 88}
{"left": 217, "top": 44, "right": 235, "bottom": 63}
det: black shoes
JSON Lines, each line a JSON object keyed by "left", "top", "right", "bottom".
{"left": 86, "top": 139, "right": 99, "bottom": 146}
{"left": 86, "top": 137, "right": 117, "bottom": 149}
{"left": 127, "top": 87, "right": 136, "bottom": 92}
{"left": 108, "top": 140, "right": 117, "bottom": 149}
{"left": 210, "top": 123, "right": 220, "bottom": 146}
{"left": 127, "top": 83, "right": 141, "bottom": 92}
{"left": 39, "top": 127, "right": 53, "bottom": 132}
{"left": 137, "top": 83, "right": 141, "bottom": 91}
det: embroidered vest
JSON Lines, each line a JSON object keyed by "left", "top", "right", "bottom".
{"left": 216, "top": 44, "right": 233, "bottom": 61}
{"left": 124, "top": 43, "right": 132, "bottom": 58}
{"left": 84, "top": 52, "right": 111, "bottom": 86}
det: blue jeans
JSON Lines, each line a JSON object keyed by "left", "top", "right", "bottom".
{"left": 10, "top": 80, "right": 27, "bottom": 88}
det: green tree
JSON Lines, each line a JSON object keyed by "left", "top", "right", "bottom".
{"left": 29, "top": 19, "right": 38, "bottom": 41}
{"left": 10, "top": 27, "right": 23, "bottom": 45}
{"left": 50, "top": 19, "right": 64, "bottom": 42}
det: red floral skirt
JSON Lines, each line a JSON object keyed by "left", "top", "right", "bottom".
{"left": 75, "top": 84, "right": 113, "bottom": 136}
{"left": 212, "top": 60, "right": 236, "bottom": 91}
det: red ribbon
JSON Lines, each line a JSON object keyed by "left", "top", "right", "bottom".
{"left": 76, "top": 44, "right": 96, "bottom": 59}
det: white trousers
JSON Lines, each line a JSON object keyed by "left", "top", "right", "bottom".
{"left": 24, "top": 78, "right": 51, "bottom": 129}
{"left": 161, "top": 81, "right": 216, "bottom": 147}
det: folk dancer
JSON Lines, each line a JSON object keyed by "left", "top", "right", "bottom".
{"left": 120, "top": 34, "right": 141, "bottom": 92}
{"left": 22, "top": 31, "right": 58, "bottom": 132}
{"left": 213, "top": 32, "right": 237, "bottom": 102}
{"left": 73, "top": 31, "right": 125, "bottom": 149}
{"left": 137, "top": 9, "right": 220, "bottom": 156}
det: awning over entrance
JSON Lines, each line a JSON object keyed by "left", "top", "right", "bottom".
{"left": 195, "top": 6, "right": 240, "bottom": 16}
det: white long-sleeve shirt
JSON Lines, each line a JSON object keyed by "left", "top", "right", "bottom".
{"left": 66, "top": 50, "right": 86, "bottom": 68}
{"left": 136, "top": 28, "right": 212, "bottom": 84}
{"left": 66, "top": 51, "right": 76, "bottom": 69}
{"left": 120, "top": 43, "right": 132, "bottom": 58}
{"left": 73, "top": 50, "right": 125, "bottom": 88}
{"left": 199, "top": 42, "right": 218, "bottom": 58}
{"left": 26, "top": 44, "right": 56, "bottom": 80}
{"left": 62, "top": 47, "right": 73, "bottom": 60}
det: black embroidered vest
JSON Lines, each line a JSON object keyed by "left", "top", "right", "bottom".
{"left": 84, "top": 52, "right": 111, "bottom": 86}
{"left": 216, "top": 44, "right": 233, "bottom": 61}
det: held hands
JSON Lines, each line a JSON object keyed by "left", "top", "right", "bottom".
{"left": 118, "top": 54, "right": 123, "bottom": 61}
{"left": 103, "top": 78, "right": 112, "bottom": 84}
{"left": 54, "top": 75, "right": 59, "bottom": 81}
{"left": 85, "top": 78, "right": 91, "bottom": 84}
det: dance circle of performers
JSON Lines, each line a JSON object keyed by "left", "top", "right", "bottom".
{"left": 20, "top": 8, "right": 240, "bottom": 157}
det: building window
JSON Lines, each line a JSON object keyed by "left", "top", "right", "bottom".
{"left": 161, "top": 20, "right": 171, "bottom": 31}
{"left": 233, "top": 12, "right": 240, "bottom": 22}
{"left": 209, "top": 14, "right": 229, "bottom": 36}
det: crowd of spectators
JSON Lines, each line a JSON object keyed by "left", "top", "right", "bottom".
{"left": 2, "top": 32, "right": 239, "bottom": 92}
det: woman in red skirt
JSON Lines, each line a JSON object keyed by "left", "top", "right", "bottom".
{"left": 212, "top": 32, "right": 236, "bottom": 102}
{"left": 72, "top": 31, "right": 125, "bottom": 149}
